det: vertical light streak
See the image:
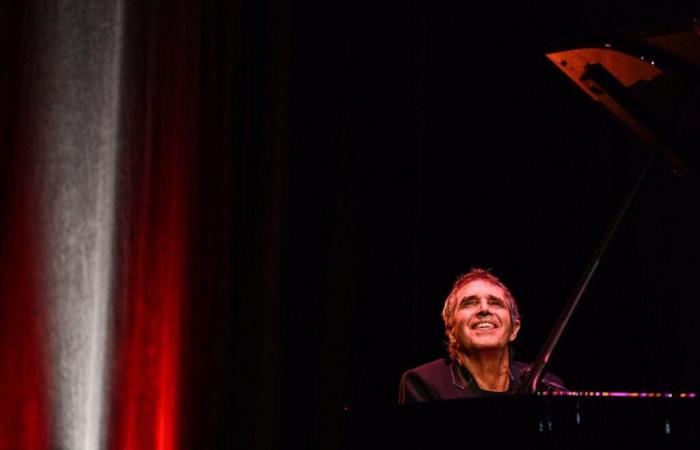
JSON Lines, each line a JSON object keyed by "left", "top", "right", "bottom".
{"left": 156, "top": 127, "right": 188, "bottom": 450}
{"left": 110, "top": 118, "right": 189, "bottom": 450}
{"left": 108, "top": 3, "right": 195, "bottom": 447}
{"left": 0, "top": 159, "right": 50, "bottom": 449}
{"left": 34, "top": 2, "right": 123, "bottom": 449}
{"left": 7, "top": 2, "right": 194, "bottom": 448}
{"left": 154, "top": 161, "right": 185, "bottom": 450}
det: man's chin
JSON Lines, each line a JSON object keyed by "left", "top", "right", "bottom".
{"left": 463, "top": 339, "right": 508, "bottom": 353}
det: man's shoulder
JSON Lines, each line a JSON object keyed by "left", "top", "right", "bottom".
{"left": 510, "top": 360, "right": 567, "bottom": 391}
{"left": 399, "top": 358, "right": 460, "bottom": 403}
{"left": 510, "top": 360, "right": 530, "bottom": 377}
{"left": 403, "top": 358, "right": 452, "bottom": 378}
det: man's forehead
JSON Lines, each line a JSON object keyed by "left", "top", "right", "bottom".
{"left": 455, "top": 279, "right": 506, "bottom": 299}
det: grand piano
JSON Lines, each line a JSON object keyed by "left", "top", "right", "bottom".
{"left": 343, "top": 19, "right": 700, "bottom": 450}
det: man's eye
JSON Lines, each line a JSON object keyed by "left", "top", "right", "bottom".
{"left": 488, "top": 299, "right": 505, "bottom": 307}
{"left": 460, "top": 298, "right": 477, "bottom": 308}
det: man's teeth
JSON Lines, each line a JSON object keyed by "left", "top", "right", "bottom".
{"left": 476, "top": 323, "right": 495, "bottom": 329}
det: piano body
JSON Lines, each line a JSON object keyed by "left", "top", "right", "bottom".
{"left": 344, "top": 20, "right": 700, "bottom": 450}
{"left": 344, "top": 393, "right": 699, "bottom": 449}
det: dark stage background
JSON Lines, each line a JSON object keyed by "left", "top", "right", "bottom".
{"left": 1, "top": 1, "right": 700, "bottom": 449}
{"left": 275, "top": 1, "right": 700, "bottom": 448}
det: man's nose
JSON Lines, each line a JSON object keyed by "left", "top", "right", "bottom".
{"left": 476, "top": 299, "right": 491, "bottom": 315}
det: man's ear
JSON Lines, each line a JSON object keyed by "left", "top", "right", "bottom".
{"left": 509, "top": 319, "right": 521, "bottom": 342}
{"left": 447, "top": 327, "right": 456, "bottom": 346}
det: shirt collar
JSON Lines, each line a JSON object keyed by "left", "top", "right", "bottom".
{"left": 449, "top": 358, "right": 520, "bottom": 392}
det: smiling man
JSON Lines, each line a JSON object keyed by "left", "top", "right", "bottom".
{"left": 399, "top": 268, "right": 564, "bottom": 402}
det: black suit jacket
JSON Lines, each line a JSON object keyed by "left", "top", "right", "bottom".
{"left": 399, "top": 358, "right": 566, "bottom": 403}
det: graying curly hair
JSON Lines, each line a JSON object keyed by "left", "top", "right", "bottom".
{"left": 441, "top": 268, "right": 520, "bottom": 360}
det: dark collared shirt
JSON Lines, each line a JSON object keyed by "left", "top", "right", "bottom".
{"left": 399, "top": 358, "right": 565, "bottom": 403}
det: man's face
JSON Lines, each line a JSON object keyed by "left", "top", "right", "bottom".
{"left": 452, "top": 279, "right": 521, "bottom": 355}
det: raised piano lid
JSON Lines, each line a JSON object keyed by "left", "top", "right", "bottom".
{"left": 545, "top": 21, "right": 700, "bottom": 182}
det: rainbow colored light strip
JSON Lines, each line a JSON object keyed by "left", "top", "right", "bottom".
{"left": 537, "top": 391, "right": 697, "bottom": 398}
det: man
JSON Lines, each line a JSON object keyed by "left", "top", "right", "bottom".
{"left": 399, "top": 268, "right": 564, "bottom": 402}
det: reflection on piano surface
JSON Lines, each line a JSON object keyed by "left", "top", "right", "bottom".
{"left": 541, "top": 391, "right": 697, "bottom": 398}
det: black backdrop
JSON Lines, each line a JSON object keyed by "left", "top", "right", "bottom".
{"left": 232, "top": 1, "right": 700, "bottom": 449}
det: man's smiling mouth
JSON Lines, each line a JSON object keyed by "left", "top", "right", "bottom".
{"left": 473, "top": 321, "right": 497, "bottom": 329}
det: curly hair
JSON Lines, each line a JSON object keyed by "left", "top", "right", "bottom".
{"left": 441, "top": 268, "right": 520, "bottom": 360}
